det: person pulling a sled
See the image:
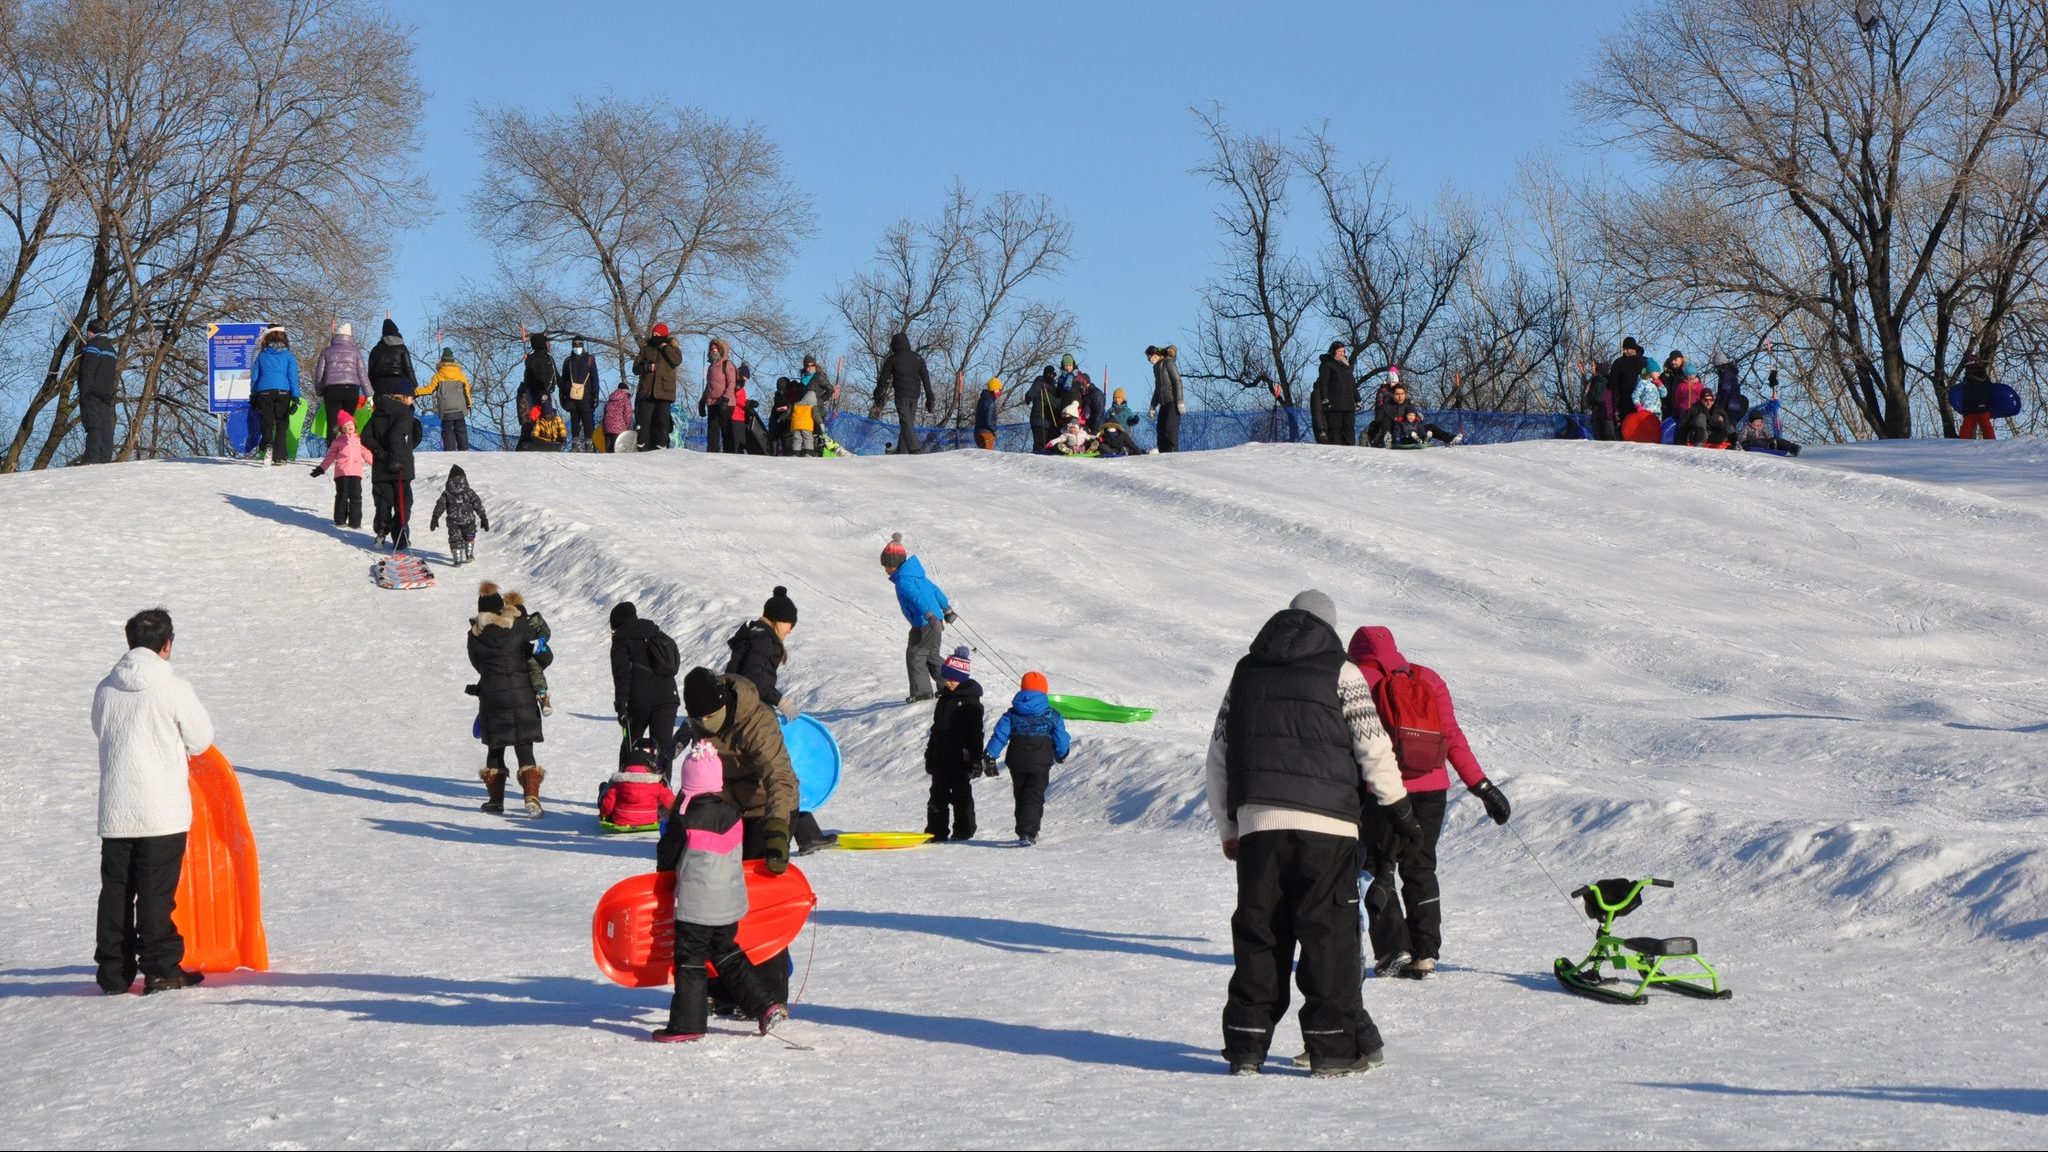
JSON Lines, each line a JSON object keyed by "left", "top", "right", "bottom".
{"left": 879, "top": 533, "right": 953, "bottom": 703}
{"left": 1347, "top": 626, "right": 1511, "bottom": 980}
{"left": 1205, "top": 590, "right": 1423, "bottom": 1077}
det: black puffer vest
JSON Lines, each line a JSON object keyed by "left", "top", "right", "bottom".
{"left": 1224, "top": 609, "right": 1359, "bottom": 822}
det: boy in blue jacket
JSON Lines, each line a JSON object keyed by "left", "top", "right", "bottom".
{"left": 880, "top": 533, "right": 952, "bottom": 703}
{"left": 983, "top": 671, "right": 1070, "bottom": 846}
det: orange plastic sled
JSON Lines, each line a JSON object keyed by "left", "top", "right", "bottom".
{"left": 171, "top": 747, "right": 269, "bottom": 973}
{"left": 592, "top": 862, "right": 817, "bottom": 989}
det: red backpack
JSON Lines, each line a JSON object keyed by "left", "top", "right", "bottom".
{"left": 1371, "top": 664, "right": 1448, "bottom": 779}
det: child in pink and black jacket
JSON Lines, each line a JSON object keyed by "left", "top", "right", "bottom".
{"left": 651, "top": 742, "right": 786, "bottom": 1042}
{"left": 309, "top": 411, "right": 373, "bottom": 529}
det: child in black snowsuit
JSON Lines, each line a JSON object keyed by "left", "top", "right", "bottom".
{"left": 503, "top": 590, "right": 553, "bottom": 717}
{"left": 429, "top": 464, "right": 489, "bottom": 565}
{"left": 924, "top": 647, "right": 984, "bottom": 841}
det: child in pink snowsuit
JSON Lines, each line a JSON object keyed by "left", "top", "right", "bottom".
{"left": 650, "top": 742, "right": 786, "bottom": 1042}
{"left": 310, "top": 411, "right": 373, "bottom": 529}
{"left": 602, "top": 383, "right": 634, "bottom": 451}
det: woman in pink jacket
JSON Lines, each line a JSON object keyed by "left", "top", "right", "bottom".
{"left": 309, "top": 410, "right": 373, "bottom": 529}
{"left": 1347, "top": 625, "right": 1512, "bottom": 979}
{"left": 700, "top": 338, "right": 738, "bottom": 453}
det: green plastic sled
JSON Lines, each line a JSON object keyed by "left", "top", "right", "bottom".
{"left": 1047, "top": 694, "right": 1154, "bottom": 724}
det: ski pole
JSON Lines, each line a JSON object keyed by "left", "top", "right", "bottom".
{"left": 1506, "top": 819, "right": 1592, "bottom": 925}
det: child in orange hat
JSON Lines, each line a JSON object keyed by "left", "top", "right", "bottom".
{"left": 983, "top": 670, "right": 1071, "bottom": 846}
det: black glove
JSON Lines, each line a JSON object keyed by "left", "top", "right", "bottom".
{"left": 943, "top": 608, "right": 957, "bottom": 624}
{"left": 1767, "top": 368, "right": 1779, "bottom": 387}
{"left": 310, "top": 466, "right": 324, "bottom": 478}
{"left": 1471, "top": 778, "right": 1511, "bottom": 826}
{"left": 762, "top": 818, "right": 790, "bottom": 874}
{"left": 924, "top": 397, "right": 935, "bottom": 414}
{"left": 1383, "top": 797, "right": 1426, "bottom": 863}
{"left": 698, "top": 398, "right": 708, "bottom": 417}
{"left": 980, "top": 756, "right": 1001, "bottom": 778}
{"left": 479, "top": 514, "right": 490, "bottom": 532}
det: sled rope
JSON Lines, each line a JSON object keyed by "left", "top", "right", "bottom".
{"left": 792, "top": 919, "right": 820, "bottom": 1005}
{"left": 954, "top": 616, "right": 1022, "bottom": 683}
{"left": 1508, "top": 820, "right": 1591, "bottom": 925}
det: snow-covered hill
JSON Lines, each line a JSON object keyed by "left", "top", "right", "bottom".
{"left": 3, "top": 439, "right": 2045, "bottom": 1148}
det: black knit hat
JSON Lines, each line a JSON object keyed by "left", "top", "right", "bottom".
{"left": 382, "top": 317, "right": 400, "bottom": 339}
{"left": 477, "top": 582, "right": 504, "bottom": 615}
{"left": 1622, "top": 336, "right": 1642, "bottom": 353}
{"left": 609, "top": 601, "right": 637, "bottom": 630}
{"left": 683, "top": 667, "right": 726, "bottom": 718}
{"left": 529, "top": 332, "right": 548, "bottom": 353}
{"left": 763, "top": 585, "right": 798, "bottom": 625}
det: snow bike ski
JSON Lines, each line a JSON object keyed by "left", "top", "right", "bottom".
{"left": 1552, "top": 877, "right": 1730, "bottom": 1005}
{"left": 373, "top": 554, "right": 434, "bottom": 590}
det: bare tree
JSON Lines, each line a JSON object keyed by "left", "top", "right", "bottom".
{"left": 470, "top": 95, "right": 812, "bottom": 373}
{"left": 1187, "top": 106, "right": 1321, "bottom": 413}
{"left": 0, "top": 0, "right": 427, "bottom": 470}
{"left": 1581, "top": 0, "right": 2048, "bottom": 439}
{"left": 831, "top": 184, "right": 1076, "bottom": 427}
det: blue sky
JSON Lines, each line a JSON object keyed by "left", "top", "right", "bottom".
{"left": 389, "top": 0, "right": 1635, "bottom": 379}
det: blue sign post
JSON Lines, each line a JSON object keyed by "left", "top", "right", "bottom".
{"left": 208, "top": 322, "right": 267, "bottom": 412}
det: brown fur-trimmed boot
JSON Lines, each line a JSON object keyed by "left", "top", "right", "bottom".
{"left": 518, "top": 765, "right": 546, "bottom": 818}
{"left": 479, "top": 767, "right": 507, "bottom": 814}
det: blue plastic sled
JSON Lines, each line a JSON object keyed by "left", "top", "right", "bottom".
{"left": 1660, "top": 418, "right": 1679, "bottom": 445}
{"left": 779, "top": 714, "right": 841, "bottom": 811}
{"left": 1949, "top": 381, "right": 2024, "bottom": 419}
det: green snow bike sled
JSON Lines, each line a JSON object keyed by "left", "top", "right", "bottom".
{"left": 1552, "top": 877, "right": 1731, "bottom": 1005}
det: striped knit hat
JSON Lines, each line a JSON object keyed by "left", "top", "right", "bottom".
{"left": 942, "top": 646, "right": 972, "bottom": 683}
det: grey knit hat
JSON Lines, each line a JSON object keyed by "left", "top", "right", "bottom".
{"left": 1289, "top": 589, "right": 1337, "bottom": 631}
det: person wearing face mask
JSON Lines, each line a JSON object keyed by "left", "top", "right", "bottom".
{"left": 558, "top": 337, "right": 601, "bottom": 452}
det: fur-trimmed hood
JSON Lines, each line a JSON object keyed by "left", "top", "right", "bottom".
{"left": 471, "top": 609, "right": 521, "bottom": 636}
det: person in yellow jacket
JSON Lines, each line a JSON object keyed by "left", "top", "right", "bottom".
{"left": 419, "top": 348, "right": 475, "bottom": 451}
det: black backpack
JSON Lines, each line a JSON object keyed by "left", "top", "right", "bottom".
{"left": 367, "top": 342, "right": 408, "bottom": 380}
{"left": 643, "top": 628, "right": 681, "bottom": 679}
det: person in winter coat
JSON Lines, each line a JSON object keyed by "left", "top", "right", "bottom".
{"left": 421, "top": 348, "right": 472, "bottom": 451}
{"left": 1204, "top": 590, "right": 1420, "bottom": 1077}
{"left": 1739, "top": 414, "right": 1802, "bottom": 455}
{"left": 1098, "top": 417, "right": 1148, "bottom": 457}
{"left": 1712, "top": 353, "right": 1749, "bottom": 427}
{"left": 314, "top": 325, "right": 370, "bottom": 442}
{"left": 787, "top": 354, "right": 831, "bottom": 457}
{"left": 558, "top": 337, "right": 601, "bottom": 452}
{"left": 248, "top": 328, "right": 301, "bottom": 465}
{"left": 610, "top": 601, "right": 682, "bottom": 773}
{"left": 1659, "top": 351, "right": 1690, "bottom": 419}
{"left": 1957, "top": 354, "right": 1998, "bottom": 440}
{"left": 982, "top": 670, "right": 1070, "bottom": 845}
{"left": 1669, "top": 373, "right": 1706, "bottom": 418}
{"left": 1026, "top": 366, "right": 1060, "bottom": 454}
{"left": 1072, "top": 371, "right": 1106, "bottom": 432}
{"left": 1054, "top": 353, "right": 1079, "bottom": 405}
{"left": 603, "top": 382, "right": 635, "bottom": 451}
{"left": 1310, "top": 342, "right": 1358, "bottom": 446}
{"left": 697, "top": 338, "right": 738, "bottom": 453}
{"left": 364, "top": 393, "right": 422, "bottom": 551}
{"left": 924, "top": 647, "right": 984, "bottom": 841}
{"left": 652, "top": 742, "right": 789, "bottom": 1042}
{"left": 1147, "top": 344, "right": 1183, "bottom": 453}
{"left": 309, "top": 410, "right": 372, "bottom": 529}
{"left": 1347, "top": 626, "right": 1511, "bottom": 979}
{"left": 517, "top": 392, "right": 566, "bottom": 452}
{"left": 599, "top": 741, "right": 676, "bottom": 830}
{"left": 879, "top": 533, "right": 952, "bottom": 701}
{"left": 872, "top": 331, "right": 935, "bottom": 454}
{"left": 92, "top": 608, "right": 214, "bottom": 995}
{"left": 469, "top": 583, "right": 547, "bottom": 817}
{"left": 517, "top": 332, "right": 555, "bottom": 441}
{"left": 76, "top": 317, "right": 120, "bottom": 465}
{"left": 1601, "top": 338, "right": 1650, "bottom": 439}
{"left": 1631, "top": 367, "right": 1666, "bottom": 421}
{"left": 1681, "top": 390, "right": 1735, "bottom": 447}
{"left": 1373, "top": 382, "right": 1460, "bottom": 446}
{"left": 735, "top": 363, "right": 773, "bottom": 454}
{"left": 366, "top": 318, "right": 418, "bottom": 398}
{"left": 726, "top": 587, "right": 800, "bottom": 720}
{"left": 1106, "top": 388, "right": 1141, "bottom": 430}
{"left": 429, "top": 463, "right": 490, "bottom": 566}
{"left": 634, "top": 324, "right": 683, "bottom": 450}
{"left": 1048, "top": 404, "right": 1099, "bottom": 455}
{"left": 973, "top": 378, "right": 1002, "bottom": 450}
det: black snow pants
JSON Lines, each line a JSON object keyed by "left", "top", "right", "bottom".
{"left": 622, "top": 701, "right": 679, "bottom": 775}
{"left": 1222, "top": 828, "right": 1382, "bottom": 1067}
{"left": 670, "top": 920, "right": 776, "bottom": 1035}
{"left": 332, "top": 475, "right": 362, "bottom": 527}
{"left": 441, "top": 417, "right": 470, "bottom": 451}
{"left": 893, "top": 392, "right": 921, "bottom": 454}
{"left": 1155, "top": 405, "right": 1181, "bottom": 453}
{"left": 926, "top": 765, "right": 977, "bottom": 841}
{"left": 1364, "top": 788, "right": 1448, "bottom": 962}
{"left": 95, "top": 833, "right": 187, "bottom": 993}
{"left": 635, "top": 397, "right": 670, "bottom": 450}
{"left": 1327, "top": 409, "right": 1357, "bottom": 448}
{"left": 1010, "top": 765, "right": 1049, "bottom": 840}
{"left": 81, "top": 391, "right": 118, "bottom": 464}
{"left": 255, "top": 391, "right": 296, "bottom": 462}
{"left": 705, "top": 403, "right": 735, "bottom": 453}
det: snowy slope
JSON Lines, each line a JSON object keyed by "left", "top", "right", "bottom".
{"left": 3, "top": 439, "right": 2046, "bottom": 1149}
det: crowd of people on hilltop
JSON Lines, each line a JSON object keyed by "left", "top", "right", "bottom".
{"left": 1307, "top": 341, "right": 1464, "bottom": 450}
{"left": 1578, "top": 337, "right": 1803, "bottom": 455}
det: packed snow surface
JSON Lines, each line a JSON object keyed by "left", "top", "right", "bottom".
{"left": 4, "top": 438, "right": 2046, "bottom": 1149}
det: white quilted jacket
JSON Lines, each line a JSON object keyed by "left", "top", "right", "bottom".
{"left": 91, "top": 648, "right": 214, "bottom": 839}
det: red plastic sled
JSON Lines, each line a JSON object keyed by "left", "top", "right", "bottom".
{"left": 1621, "top": 411, "right": 1663, "bottom": 444}
{"left": 591, "top": 862, "right": 817, "bottom": 989}
{"left": 172, "top": 747, "right": 270, "bottom": 973}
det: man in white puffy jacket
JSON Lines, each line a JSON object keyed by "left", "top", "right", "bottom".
{"left": 91, "top": 609, "right": 214, "bottom": 995}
